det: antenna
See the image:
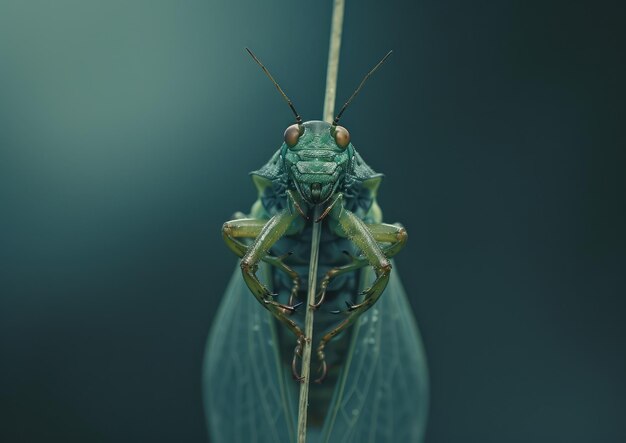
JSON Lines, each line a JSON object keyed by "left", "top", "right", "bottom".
{"left": 333, "top": 50, "right": 393, "bottom": 127}
{"left": 245, "top": 47, "right": 303, "bottom": 125}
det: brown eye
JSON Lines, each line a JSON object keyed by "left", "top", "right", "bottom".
{"left": 333, "top": 125, "right": 350, "bottom": 149}
{"left": 284, "top": 124, "right": 302, "bottom": 147}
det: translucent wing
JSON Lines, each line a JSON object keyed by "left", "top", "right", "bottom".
{"left": 203, "top": 264, "right": 297, "bottom": 443}
{"left": 320, "top": 263, "right": 429, "bottom": 442}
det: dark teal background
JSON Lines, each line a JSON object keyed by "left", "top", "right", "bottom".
{"left": 1, "top": 0, "right": 625, "bottom": 441}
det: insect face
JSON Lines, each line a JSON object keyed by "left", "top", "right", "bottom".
{"left": 283, "top": 120, "right": 352, "bottom": 205}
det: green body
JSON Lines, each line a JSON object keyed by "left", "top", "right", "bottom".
{"left": 204, "top": 119, "right": 429, "bottom": 441}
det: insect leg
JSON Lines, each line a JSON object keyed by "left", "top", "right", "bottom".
{"left": 365, "top": 222, "right": 408, "bottom": 257}
{"left": 314, "top": 212, "right": 399, "bottom": 382}
{"left": 225, "top": 210, "right": 305, "bottom": 342}
{"left": 313, "top": 222, "right": 407, "bottom": 308}
{"left": 312, "top": 257, "right": 366, "bottom": 308}
{"left": 222, "top": 217, "right": 302, "bottom": 306}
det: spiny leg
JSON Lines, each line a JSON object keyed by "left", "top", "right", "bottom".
{"left": 311, "top": 255, "right": 366, "bottom": 309}
{"left": 225, "top": 193, "right": 311, "bottom": 381}
{"left": 313, "top": 222, "right": 407, "bottom": 308}
{"left": 225, "top": 209, "right": 304, "bottom": 341}
{"left": 311, "top": 193, "right": 364, "bottom": 308}
{"left": 223, "top": 217, "right": 302, "bottom": 307}
{"left": 314, "top": 217, "right": 407, "bottom": 382}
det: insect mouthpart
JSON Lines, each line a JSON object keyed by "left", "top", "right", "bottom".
{"left": 311, "top": 183, "right": 322, "bottom": 202}
{"left": 291, "top": 170, "right": 341, "bottom": 205}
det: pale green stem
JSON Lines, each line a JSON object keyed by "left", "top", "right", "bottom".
{"left": 323, "top": 0, "right": 345, "bottom": 124}
{"left": 296, "top": 1, "right": 345, "bottom": 441}
{"left": 296, "top": 205, "right": 322, "bottom": 443}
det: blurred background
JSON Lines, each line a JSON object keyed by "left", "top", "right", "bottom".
{"left": 1, "top": 0, "right": 624, "bottom": 441}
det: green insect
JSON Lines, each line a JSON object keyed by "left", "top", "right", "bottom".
{"left": 204, "top": 49, "right": 428, "bottom": 442}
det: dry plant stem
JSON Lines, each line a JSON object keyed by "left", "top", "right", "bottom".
{"left": 296, "top": 205, "right": 323, "bottom": 443}
{"left": 323, "top": 0, "right": 345, "bottom": 124}
{"left": 296, "top": 1, "right": 344, "bottom": 442}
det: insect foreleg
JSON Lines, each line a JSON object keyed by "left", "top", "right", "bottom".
{"left": 232, "top": 209, "right": 306, "bottom": 341}
{"left": 222, "top": 217, "right": 301, "bottom": 304}
{"left": 313, "top": 222, "right": 407, "bottom": 308}
{"left": 365, "top": 221, "right": 408, "bottom": 256}
{"left": 314, "top": 215, "right": 408, "bottom": 308}
{"left": 313, "top": 206, "right": 397, "bottom": 382}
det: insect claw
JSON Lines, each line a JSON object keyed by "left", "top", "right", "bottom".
{"left": 292, "top": 337, "right": 307, "bottom": 381}
{"left": 264, "top": 299, "right": 301, "bottom": 315}
{"left": 310, "top": 290, "right": 326, "bottom": 310}
{"left": 329, "top": 309, "right": 342, "bottom": 314}
{"left": 291, "top": 359, "right": 304, "bottom": 381}
{"left": 345, "top": 301, "right": 358, "bottom": 311}
{"left": 290, "top": 301, "right": 304, "bottom": 311}
{"left": 276, "top": 251, "right": 293, "bottom": 262}
{"left": 314, "top": 360, "right": 328, "bottom": 383}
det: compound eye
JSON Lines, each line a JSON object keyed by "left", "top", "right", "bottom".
{"left": 333, "top": 125, "right": 350, "bottom": 149}
{"left": 284, "top": 124, "right": 302, "bottom": 147}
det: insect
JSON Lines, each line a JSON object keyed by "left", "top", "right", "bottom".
{"left": 203, "top": 49, "right": 429, "bottom": 442}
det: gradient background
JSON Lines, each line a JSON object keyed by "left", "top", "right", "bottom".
{"left": 1, "top": 0, "right": 625, "bottom": 442}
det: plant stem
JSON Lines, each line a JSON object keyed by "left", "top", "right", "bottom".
{"left": 296, "top": 1, "right": 345, "bottom": 442}
{"left": 323, "top": 0, "right": 345, "bottom": 124}
{"left": 296, "top": 205, "right": 322, "bottom": 443}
